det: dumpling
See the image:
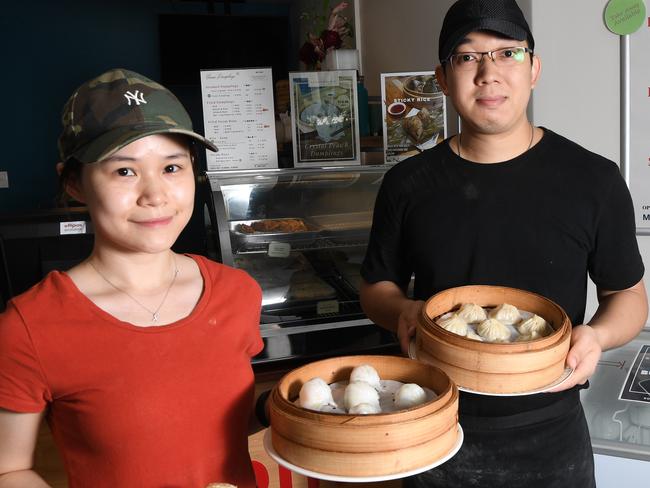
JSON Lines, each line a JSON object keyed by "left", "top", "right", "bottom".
{"left": 516, "top": 330, "right": 542, "bottom": 342}
{"left": 466, "top": 329, "right": 484, "bottom": 341}
{"left": 299, "top": 377, "right": 335, "bottom": 411}
{"left": 436, "top": 314, "right": 469, "bottom": 336}
{"left": 348, "top": 402, "right": 381, "bottom": 414}
{"left": 344, "top": 381, "right": 380, "bottom": 411}
{"left": 457, "top": 303, "right": 488, "bottom": 323}
{"left": 477, "top": 318, "right": 511, "bottom": 342}
{"left": 517, "top": 314, "right": 551, "bottom": 336}
{"left": 488, "top": 303, "right": 521, "bottom": 325}
{"left": 349, "top": 364, "right": 381, "bottom": 390}
{"left": 394, "top": 383, "right": 427, "bottom": 409}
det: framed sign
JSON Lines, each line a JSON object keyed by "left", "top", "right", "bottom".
{"left": 380, "top": 71, "right": 446, "bottom": 164}
{"left": 289, "top": 70, "right": 361, "bottom": 167}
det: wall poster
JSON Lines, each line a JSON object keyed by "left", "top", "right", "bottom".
{"left": 200, "top": 68, "right": 278, "bottom": 171}
{"left": 628, "top": 8, "right": 650, "bottom": 231}
{"left": 289, "top": 70, "right": 360, "bottom": 167}
{"left": 380, "top": 71, "right": 446, "bottom": 164}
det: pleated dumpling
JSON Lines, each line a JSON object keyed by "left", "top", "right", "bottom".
{"left": 517, "top": 314, "right": 551, "bottom": 336}
{"left": 394, "top": 383, "right": 427, "bottom": 409}
{"left": 436, "top": 314, "right": 469, "bottom": 336}
{"left": 488, "top": 303, "right": 521, "bottom": 325}
{"left": 477, "top": 318, "right": 511, "bottom": 342}
{"left": 457, "top": 303, "right": 488, "bottom": 323}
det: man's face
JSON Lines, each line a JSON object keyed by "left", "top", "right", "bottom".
{"left": 436, "top": 31, "right": 541, "bottom": 136}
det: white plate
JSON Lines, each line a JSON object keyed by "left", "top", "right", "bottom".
{"left": 263, "top": 424, "right": 464, "bottom": 482}
{"left": 408, "top": 340, "right": 574, "bottom": 397}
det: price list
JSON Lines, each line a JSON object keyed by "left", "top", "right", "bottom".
{"left": 200, "top": 68, "right": 278, "bottom": 170}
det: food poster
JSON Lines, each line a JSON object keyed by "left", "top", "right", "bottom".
{"left": 629, "top": 14, "right": 650, "bottom": 230}
{"left": 200, "top": 68, "right": 278, "bottom": 171}
{"left": 289, "top": 70, "right": 361, "bottom": 166}
{"left": 381, "top": 71, "right": 447, "bottom": 163}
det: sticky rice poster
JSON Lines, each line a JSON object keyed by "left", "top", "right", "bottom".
{"left": 289, "top": 70, "right": 361, "bottom": 166}
{"left": 381, "top": 71, "right": 447, "bottom": 164}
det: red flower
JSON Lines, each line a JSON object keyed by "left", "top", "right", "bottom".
{"left": 321, "top": 29, "right": 342, "bottom": 50}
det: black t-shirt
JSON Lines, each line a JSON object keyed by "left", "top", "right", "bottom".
{"left": 362, "top": 128, "right": 644, "bottom": 416}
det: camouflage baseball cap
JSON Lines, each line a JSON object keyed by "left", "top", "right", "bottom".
{"left": 58, "top": 68, "right": 217, "bottom": 164}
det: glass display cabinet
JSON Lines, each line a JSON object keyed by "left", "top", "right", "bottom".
{"left": 202, "top": 165, "right": 398, "bottom": 363}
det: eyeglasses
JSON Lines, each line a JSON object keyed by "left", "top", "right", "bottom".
{"left": 445, "top": 46, "right": 533, "bottom": 71}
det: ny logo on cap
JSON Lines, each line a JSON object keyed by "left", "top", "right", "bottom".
{"left": 124, "top": 90, "right": 147, "bottom": 106}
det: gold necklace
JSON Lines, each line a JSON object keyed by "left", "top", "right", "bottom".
{"left": 88, "top": 255, "right": 179, "bottom": 323}
{"left": 457, "top": 123, "right": 535, "bottom": 159}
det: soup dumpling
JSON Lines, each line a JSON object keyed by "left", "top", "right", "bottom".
{"left": 517, "top": 314, "right": 551, "bottom": 336}
{"left": 477, "top": 318, "right": 511, "bottom": 342}
{"left": 457, "top": 303, "right": 488, "bottom": 323}
{"left": 488, "top": 303, "right": 521, "bottom": 326}
{"left": 436, "top": 314, "right": 469, "bottom": 336}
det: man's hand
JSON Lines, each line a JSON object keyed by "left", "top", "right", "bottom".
{"left": 547, "top": 324, "right": 602, "bottom": 392}
{"left": 396, "top": 300, "right": 425, "bottom": 354}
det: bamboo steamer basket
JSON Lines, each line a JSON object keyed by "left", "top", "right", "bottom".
{"left": 417, "top": 285, "right": 572, "bottom": 394}
{"left": 269, "top": 355, "right": 459, "bottom": 477}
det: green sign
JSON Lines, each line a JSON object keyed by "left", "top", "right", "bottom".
{"left": 605, "top": 0, "right": 646, "bottom": 35}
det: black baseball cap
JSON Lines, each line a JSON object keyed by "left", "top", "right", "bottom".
{"left": 439, "top": 0, "right": 534, "bottom": 63}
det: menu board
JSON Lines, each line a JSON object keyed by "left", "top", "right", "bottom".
{"left": 629, "top": 19, "right": 650, "bottom": 230}
{"left": 289, "top": 70, "right": 360, "bottom": 167}
{"left": 380, "top": 71, "right": 446, "bottom": 164}
{"left": 619, "top": 345, "right": 650, "bottom": 403}
{"left": 200, "top": 68, "right": 278, "bottom": 171}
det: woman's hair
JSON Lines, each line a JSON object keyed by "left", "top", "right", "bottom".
{"left": 57, "top": 134, "right": 200, "bottom": 206}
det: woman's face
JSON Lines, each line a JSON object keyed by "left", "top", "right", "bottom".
{"left": 71, "top": 134, "right": 195, "bottom": 255}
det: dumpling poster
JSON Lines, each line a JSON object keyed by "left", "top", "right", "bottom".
{"left": 381, "top": 71, "right": 447, "bottom": 163}
{"left": 289, "top": 70, "right": 361, "bottom": 167}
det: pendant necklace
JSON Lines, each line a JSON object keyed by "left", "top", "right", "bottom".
{"left": 457, "top": 123, "right": 535, "bottom": 159}
{"left": 88, "top": 255, "right": 179, "bottom": 323}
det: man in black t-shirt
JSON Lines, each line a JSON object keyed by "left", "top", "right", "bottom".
{"left": 360, "top": 1, "right": 648, "bottom": 487}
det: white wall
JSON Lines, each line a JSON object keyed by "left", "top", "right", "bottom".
{"left": 359, "top": 0, "right": 649, "bottom": 324}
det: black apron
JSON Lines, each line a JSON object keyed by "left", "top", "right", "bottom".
{"left": 404, "top": 392, "right": 596, "bottom": 488}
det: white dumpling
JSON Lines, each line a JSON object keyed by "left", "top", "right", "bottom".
{"left": 488, "top": 303, "right": 521, "bottom": 325}
{"left": 348, "top": 402, "right": 381, "bottom": 414}
{"left": 466, "top": 329, "right": 484, "bottom": 341}
{"left": 349, "top": 364, "right": 381, "bottom": 390}
{"left": 299, "top": 377, "right": 335, "bottom": 411}
{"left": 394, "top": 383, "right": 427, "bottom": 409}
{"left": 457, "top": 303, "right": 488, "bottom": 323}
{"left": 516, "top": 330, "right": 542, "bottom": 342}
{"left": 477, "top": 318, "right": 511, "bottom": 342}
{"left": 344, "top": 381, "right": 380, "bottom": 411}
{"left": 517, "top": 314, "right": 551, "bottom": 336}
{"left": 436, "top": 314, "right": 469, "bottom": 336}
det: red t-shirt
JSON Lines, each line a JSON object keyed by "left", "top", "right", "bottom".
{"left": 0, "top": 255, "right": 263, "bottom": 488}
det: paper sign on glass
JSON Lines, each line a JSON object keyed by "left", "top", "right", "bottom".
{"left": 289, "top": 70, "right": 361, "bottom": 166}
{"left": 381, "top": 71, "right": 447, "bottom": 164}
{"left": 200, "top": 68, "right": 278, "bottom": 171}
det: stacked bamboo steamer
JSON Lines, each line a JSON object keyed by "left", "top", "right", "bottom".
{"left": 269, "top": 355, "right": 459, "bottom": 477}
{"left": 417, "top": 285, "right": 572, "bottom": 394}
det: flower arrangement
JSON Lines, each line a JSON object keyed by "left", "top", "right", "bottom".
{"left": 299, "top": 1, "right": 353, "bottom": 70}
